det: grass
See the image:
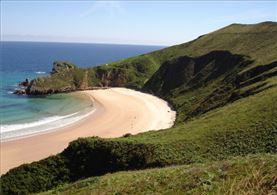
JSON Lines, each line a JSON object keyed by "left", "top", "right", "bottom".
{"left": 39, "top": 154, "right": 277, "bottom": 195}
{"left": 27, "top": 22, "right": 277, "bottom": 94}
{"left": 2, "top": 82, "right": 276, "bottom": 195}
{"left": 1, "top": 22, "right": 276, "bottom": 194}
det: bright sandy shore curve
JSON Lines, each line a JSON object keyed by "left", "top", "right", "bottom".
{"left": 1, "top": 88, "right": 176, "bottom": 174}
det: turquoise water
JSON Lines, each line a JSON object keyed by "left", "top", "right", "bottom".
{"left": 0, "top": 41, "right": 163, "bottom": 139}
{"left": 1, "top": 72, "right": 91, "bottom": 124}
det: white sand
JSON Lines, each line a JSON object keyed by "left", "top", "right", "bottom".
{"left": 1, "top": 88, "right": 176, "bottom": 174}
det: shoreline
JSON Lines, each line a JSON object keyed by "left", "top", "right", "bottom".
{"left": 0, "top": 92, "right": 97, "bottom": 143}
{"left": 1, "top": 88, "right": 176, "bottom": 174}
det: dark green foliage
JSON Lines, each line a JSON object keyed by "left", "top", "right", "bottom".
{"left": 203, "top": 125, "right": 277, "bottom": 159}
{"left": 0, "top": 138, "right": 164, "bottom": 194}
{"left": 0, "top": 155, "right": 69, "bottom": 195}
{"left": 71, "top": 68, "right": 87, "bottom": 88}
{"left": 40, "top": 154, "right": 277, "bottom": 195}
{"left": 51, "top": 61, "right": 76, "bottom": 74}
{"left": 62, "top": 138, "right": 162, "bottom": 180}
{"left": 144, "top": 51, "right": 251, "bottom": 95}
{"left": 143, "top": 50, "right": 277, "bottom": 121}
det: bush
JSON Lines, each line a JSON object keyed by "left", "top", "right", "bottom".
{"left": 0, "top": 138, "right": 162, "bottom": 194}
{"left": 0, "top": 155, "right": 69, "bottom": 195}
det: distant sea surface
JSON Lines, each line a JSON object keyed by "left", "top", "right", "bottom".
{"left": 0, "top": 41, "right": 164, "bottom": 140}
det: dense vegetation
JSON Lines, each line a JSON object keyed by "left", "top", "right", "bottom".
{"left": 1, "top": 22, "right": 277, "bottom": 194}
{"left": 40, "top": 154, "right": 277, "bottom": 195}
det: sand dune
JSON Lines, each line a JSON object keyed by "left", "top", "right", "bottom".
{"left": 1, "top": 88, "right": 175, "bottom": 174}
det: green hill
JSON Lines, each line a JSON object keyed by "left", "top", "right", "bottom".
{"left": 25, "top": 21, "right": 277, "bottom": 95}
{"left": 39, "top": 154, "right": 277, "bottom": 195}
{"left": 1, "top": 22, "right": 277, "bottom": 194}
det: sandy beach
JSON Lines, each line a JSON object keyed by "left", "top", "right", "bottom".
{"left": 1, "top": 88, "right": 175, "bottom": 174}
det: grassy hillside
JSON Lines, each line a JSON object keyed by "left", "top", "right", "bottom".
{"left": 40, "top": 154, "right": 277, "bottom": 195}
{"left": 26, "top": 21, "right": 277, "bottom": 94}
{"left": 143, "top": 50, "right": 276, "bottom": 122}
{"left": 143, "top": 22, "right": 277, "bottom": 122}
{"left": 2, "top": 76, "right": 276, "bottom": 194}
{"left": 1, "top": 22, "right": 277, "bottom": 194}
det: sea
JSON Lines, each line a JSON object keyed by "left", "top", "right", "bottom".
{"left": 0, "top": 41, "right": 164, "bottom": 140}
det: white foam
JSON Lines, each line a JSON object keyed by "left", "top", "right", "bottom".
{"left": 35, "top": 71, "right": 46, "bottom": 74}
{"left": 0, "top": 108, "right": 96, "bottom": 140}
{"left": 1, "top": 112, "right": 79, "bottom": 132}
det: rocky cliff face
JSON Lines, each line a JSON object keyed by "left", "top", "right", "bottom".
{"left": 15, "top": 61, "right": 86, "bottom": 95}
{"left": 22, "top": 59, "right": 153, "bottom": 95}
{"left": 20, "top": 61, "right": 134, "bottom": 95}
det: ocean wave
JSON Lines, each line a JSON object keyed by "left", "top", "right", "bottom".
{"left": 35, "top": 71, "right": 46, "bottom": 74}
{"left": 1, "top": 112, "right": 79, "bottom": 132}
{"left": 0, "top": 108, "right": 96, "bottom": 140}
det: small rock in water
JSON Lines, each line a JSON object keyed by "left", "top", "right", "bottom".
{"left": 14, "top": 89, "right": 26, "bottom": 95}
{"left": 19, "top": 78, "right": 30, "bottom": 87}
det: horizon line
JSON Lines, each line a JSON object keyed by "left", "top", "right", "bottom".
{"left": 0, "top": 40, "right": 170, "bottom": 47}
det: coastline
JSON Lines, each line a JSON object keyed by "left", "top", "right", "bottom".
{"left": 0, "top": 91, "right": 95, "bottom": 141}
{"left": 1, "top": 88, "right": 176, "bottom": 174}
{"left": 1, "top": 92, "right": 97, "bottom": 142}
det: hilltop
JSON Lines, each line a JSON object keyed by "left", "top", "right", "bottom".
{"left": 2, "top": 22, "right": 277, "bottom": 194}
{"left": 24, "top": 21, "right": 277, "bottom": 95}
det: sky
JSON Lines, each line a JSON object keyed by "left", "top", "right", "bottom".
{"left": 1, "top": 1, "right": 276, "bottom": 46}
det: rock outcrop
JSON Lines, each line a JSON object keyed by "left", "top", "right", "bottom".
{"left": 19, "top": 78, "right": 30, "bottom": 87}
{"left": 14, "top": 78, "right": 30, "bottom": 95}
{"left": 15, "top": 61, "right": 82, "bottom": 95}
{"left": 51, "top": 61, "right": 76, "bottom": 74}
{"left": 14, "top": 89, "right": 26, "bottom": 95}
